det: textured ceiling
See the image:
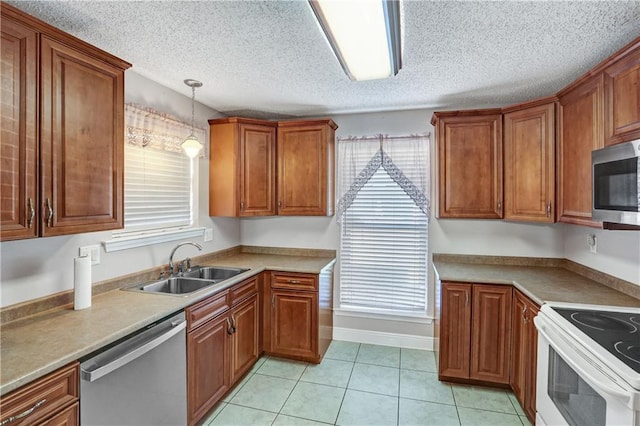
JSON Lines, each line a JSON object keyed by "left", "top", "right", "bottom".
{"left": 7, "top": 1, "right": 640, "bottom": 116}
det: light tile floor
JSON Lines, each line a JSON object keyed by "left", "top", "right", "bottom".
{"left": 202, "top": 341, "right": 533, "bottom": 426}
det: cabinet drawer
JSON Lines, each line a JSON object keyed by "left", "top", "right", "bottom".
{"left": 42, "top": 401, "right": 78, "bottom": 426}
{"left": 231, "top": 276, "right": 259, "bottom": 306}
{"left": 0, "top": 363, "right": 78, "bottom": 426}
{"left": 271, "top": 272, "right": 317, "bottom": 291}
{"left": 187, "top": 291, "right": 230, "bottom": 331}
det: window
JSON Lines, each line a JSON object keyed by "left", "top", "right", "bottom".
{"left": 104, "top": 104, "right": 205, "bottom": 251}
{"left": 124, "top": 145, "right": 193, "bottom": 233}
{"left": 337, "top": 136, "right": 430, "bottom": 316}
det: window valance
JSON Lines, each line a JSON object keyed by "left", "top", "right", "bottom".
{"left": 125, "top": 103, "right": 207, "bottom": 158}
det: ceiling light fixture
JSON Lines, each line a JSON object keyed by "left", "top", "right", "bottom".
{"left": 309, "top": 0, "right": 402, "bottom": 81}
{"left": 182, "top": 79, "right": 204, "bottom": 158}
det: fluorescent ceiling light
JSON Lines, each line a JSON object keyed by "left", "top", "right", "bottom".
{"left": 309, "top": 0, "right": 402, "bottom": 81}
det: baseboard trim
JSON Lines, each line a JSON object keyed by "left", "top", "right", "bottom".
{"left": 333, "top": 327, "right": 434, "bottom": 350}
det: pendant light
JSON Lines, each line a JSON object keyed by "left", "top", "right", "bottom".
{"left": 182, "top": 79, "right": 204, "bottom": 158}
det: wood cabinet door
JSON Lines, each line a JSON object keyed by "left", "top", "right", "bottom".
{"left": 504, "top": 102, "right": 555, "bottom": 222}
{"left": 604, "top": 46, "right": 640, "bottom": 146}
{"left": 437, "top": 114, "right": 503, "bottom": 218}
{"left": 277, "top": 122, "right": 334, "bottom": 216}
{"left": 239, "top": 123, "right": 276, "bottom": 216}
{"left": 187, "top": 314, "right": 230, "bottom": 426}
{"left": 39, "top": 36, "right": 124, "bottom": 236}
{"left": 524, "top": 298, "right": 540, "bottom": 422}
{"left": 470, "top": 284, "right": 512, "bottom": 384}
{"left": 43, "top": 401, "right": 79, "bottom": 426}
{"left": 439, "top": 282, "right": 472, "bottom": 379}
{"left": 0, "top": 16, "right": 39, "bottom": 241}
{"left": 509, "top": 290, "right": 528, "bottom": 406}
{"left": 557, "top": 75, "right": 604, "bottom": 227}
{"left": 270, "top": 290, "right": 318, "bottom": 360}
{"left": 230, "top": 294, "right": 259, "bottom": 384}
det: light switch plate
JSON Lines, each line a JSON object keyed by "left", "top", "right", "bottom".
{"left": 204, "top": 228, "right": 213, "bottom": 242}
{"left": 79, "top": 245, "right": 101, "bottom": 265}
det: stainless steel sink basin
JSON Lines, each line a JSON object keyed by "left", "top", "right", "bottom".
{"left": 184, "top": 266, "right": 249, "bottom": 280}
{"left": 138, "top": 277, "right": 219, "bottom": 294}
{"left": 123, "top": 266, "right": 250, "bottom": 296}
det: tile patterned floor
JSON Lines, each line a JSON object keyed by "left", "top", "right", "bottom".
{"left": 202, "top": 341, "right": 533, "bottom": 426}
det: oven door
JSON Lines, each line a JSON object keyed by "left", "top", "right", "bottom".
{"left": 535, "top": 315, "right": 638, "bottom": 426}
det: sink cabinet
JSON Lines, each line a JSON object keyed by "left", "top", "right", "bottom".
{"left": 0, "top": 362, "right": 79, "bottom": 425}
{"left": 186, "top": 276, "right": 259, "bottom": 426}
{"left": 0, "top": 3, "right": 131, "bottom": 241}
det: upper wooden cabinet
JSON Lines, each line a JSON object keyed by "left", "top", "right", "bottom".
{"left": 603, "top": 39, "right": 640, "bottom": 146}
{"left": 277, "top": 119, "right": 336, "bottom": 216}
{"left": 557, "top": 75, "right": 604, "bottom": 227}
{"left": 503, "top": 99, "right": 556, "bottom": 223}
{"left": 209, "top": 117, "right": 277, "bottom": 217}
{"left": 208, "top": 118, "right": 336, "bottom": 217}
{"left": 0, "top": 4, "right": 131, "bottom": 241}
{"left": 432, "top": 110, "right": 503, "bottom": 219}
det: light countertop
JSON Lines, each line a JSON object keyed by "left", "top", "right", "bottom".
{"left": 0, "top": 253, "right": 335, "bottom": 396}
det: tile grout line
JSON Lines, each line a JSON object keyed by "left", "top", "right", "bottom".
{"left": 333, "top": 342, "right": 361, "bottom": 425}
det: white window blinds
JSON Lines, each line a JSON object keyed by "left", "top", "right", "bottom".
{"left": 340, "top": 167, "right": 428, "bottom": 313}
{"left": 123, "top": 145, "right": 193, "bottom": 233}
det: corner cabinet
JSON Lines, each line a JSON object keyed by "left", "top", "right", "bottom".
{"left": 277, "top": 119, "right": 336, "bottom": 216}
{"left": 557, "top": 74, "right": 604, "bottom": 227}
{"left": 439, "top": 282, "right": 512, "bottom": 385}
{"left": 0, "top": 3, "right": 131, "bottom": 241}
{"left": 432, "top": 110, "right": 503, "bottom": 219}
{"left": 503, "top": 99, "right": 556, "bottom": 223}
{"left": 208, "top": 118, "right": 277, "bottom": 217}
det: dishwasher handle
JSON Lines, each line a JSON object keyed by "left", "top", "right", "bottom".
{"left": 81, "top": 314, "right": 186, "bottom": 383}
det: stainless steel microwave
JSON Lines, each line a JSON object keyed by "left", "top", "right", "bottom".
{"left": 592, "top": 139, "right": 640, "bottom": 226}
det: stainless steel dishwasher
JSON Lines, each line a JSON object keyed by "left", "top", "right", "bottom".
{"left": 80, "top": 311, "right": 187, "bottom": 426}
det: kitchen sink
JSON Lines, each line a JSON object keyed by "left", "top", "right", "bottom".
{"left": 183, "top": 266, "right": 249, "bottom": 280}
{"left": 123, "top": 266, "right": 250, "bottom": 296}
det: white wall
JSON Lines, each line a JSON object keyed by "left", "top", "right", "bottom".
{"left": 0, "top": 71, "right": 240, "bottom": 308}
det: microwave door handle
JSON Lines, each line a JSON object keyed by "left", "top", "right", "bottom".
{"left": 535, "top": 318, "right": 632, "bottom": 405}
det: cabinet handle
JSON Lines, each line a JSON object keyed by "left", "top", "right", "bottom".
{"left": 45, "top": 198, "right": 53, "bottom": 227}
{"left": 546, "top": 201, "right": 552, "bottom": 217}
{"left": 231, "top": 314, "right": 237, "bottom": 333}
{"left": 27, "top": 198, "right": 35, "bottom": 228}
{"left": 1, "top": 398, "right": 46, "bottom": 425}
{"left": 271, "top": 294, "right": 275, "bottom": 308}
{"left": 240, "top": 201, "right": 245, "bottom": 211}
{"left": 497, "top": 201, "right": 502, "bottom": 211}
{"left": 522, "top": 305, "right": 527, "bottom": 322}
{"left": 278, "top": 201, "right": 282, "bottom": 208}
{"left": 288, "top": 280, "right": 300, "bottom": 284}
{"left": 465, "top": 291, "right": 469, "bottom": 306}
{"left": 226, "top": 318, "right": 233, "bottom": 335}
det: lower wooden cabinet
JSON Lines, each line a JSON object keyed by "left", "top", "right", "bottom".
{"left": 271, "top": 289, "right": 318, "bottom": 360}
{"left": 510, "top": 290, "right": 540, "bottom": 423}
{"left": 186, "top": 276, "right": 259, "bottom": 426}
{"left": 0, "top": 362, "right": 79, "bottom": 426}
{"left": 439, "top": 282, "right": 512, "bottom": 385}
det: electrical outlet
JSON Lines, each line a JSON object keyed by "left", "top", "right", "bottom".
{"left": 204, "top": 228, "right": 213, "bottom": 242}
{"left": 79, "top": 245, "right": 101, "bottom": 265}
{"left": 587, "top": 233, "right": 597, "bottom": 254}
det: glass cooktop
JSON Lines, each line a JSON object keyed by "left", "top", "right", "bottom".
{"left": 553, "top": 308, "right": 640, "bottom": 374}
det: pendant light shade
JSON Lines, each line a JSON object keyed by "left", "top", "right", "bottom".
{"left": 182, "top": 79, "right": 203, "bottom": 158}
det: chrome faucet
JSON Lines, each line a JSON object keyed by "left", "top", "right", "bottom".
{"left": 169, "top": 242, "right": 202, "bottom": 276}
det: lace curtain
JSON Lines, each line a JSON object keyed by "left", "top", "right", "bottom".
{"left": 125, "top": 103, "right": 207, "bottom": 158}
{"left": 336, "top": 134, "right": 430, "bottom": 222}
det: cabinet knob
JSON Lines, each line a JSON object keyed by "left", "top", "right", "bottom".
{"left": 27, "top": 198, "right": 35, "bottom": 229}
{"left": 240, "top": 201, "right": 245, "bottom": 211}
{"left": 278, "top": 201, "right": 282, "bottom": 208}
{"left": 497, "top": 201, "right": 502, "bottom": 211}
